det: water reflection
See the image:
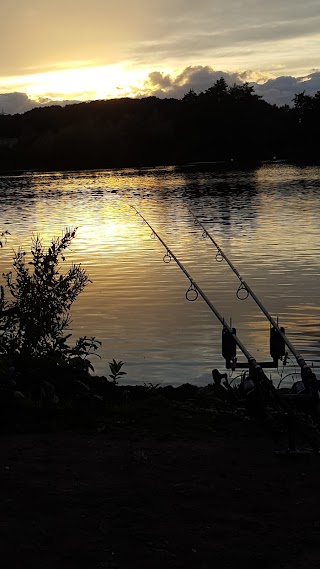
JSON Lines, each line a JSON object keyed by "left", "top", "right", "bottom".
{"left": 0, "top": 164, "right": 320, "bottom": 384}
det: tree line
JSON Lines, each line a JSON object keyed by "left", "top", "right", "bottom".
{"left": 0, "top": 78, "right": 319, "bottom": 171}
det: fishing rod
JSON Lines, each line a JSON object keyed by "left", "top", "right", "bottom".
{"left": 188, "top": 207, "right": 313, "bottom": 378}
{"left": 130, "top": 203, "right": 273, "bottom": 373}
{"left": 130, "top": 204, "right": 320, "bottom": 453}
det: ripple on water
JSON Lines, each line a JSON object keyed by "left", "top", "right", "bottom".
{"left": 1, "top": 164, "right": 320, "bottom": 385}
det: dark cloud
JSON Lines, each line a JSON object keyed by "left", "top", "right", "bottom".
{"left": 130, "top": 1, "right": 320, "bottom": 72}
{"left": 134, "top": 67, "right": 320, "bottom": 107}
{"left": 0, "top": 93, "right": 39, "bottom": 115}
{"left": 137, "top": 67, "right": 243, "bottom": 99}
{"left": 135, "top": 16, "right": 320, "bottom": 60}
{"left": 0, "top": 92, "right": 80, "bottom": 115}
{"left": 253, "top": 72, "right": 320, "bottom": 106}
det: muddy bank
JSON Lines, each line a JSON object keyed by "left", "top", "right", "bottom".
{"left": 1, "top": 418, "right": 320, "bottom": 569}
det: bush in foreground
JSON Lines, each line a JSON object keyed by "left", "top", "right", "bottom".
{"left": 0, "top": 228, "right": 101, "bottom": 402}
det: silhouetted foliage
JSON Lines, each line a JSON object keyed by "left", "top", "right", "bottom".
{"left": 0, "top": 229, "right": 100, "bottom": 386}
{"left": 0, "top": 78, "right": 320, "bottom": 170}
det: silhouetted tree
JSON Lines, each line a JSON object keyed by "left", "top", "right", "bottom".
{"left": 0, "top": 83, "right": 320, "bottom": 170}
{"left": 182, "top": 89, "right": 198, "bottom": 104}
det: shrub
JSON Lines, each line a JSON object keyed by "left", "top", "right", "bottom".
{"left": 0, "top": 228, "right": 100, "bottom": 382}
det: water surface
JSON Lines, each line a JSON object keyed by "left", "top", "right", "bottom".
{"left": 1, "top": 164, "right": 319, "bottom": 385}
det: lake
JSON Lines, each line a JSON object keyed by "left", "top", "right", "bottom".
{"left": 0, "top": 163, "right": 319, "bottom": 386}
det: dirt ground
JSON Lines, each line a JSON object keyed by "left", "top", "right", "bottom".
{"left": 1, "top": 420, "right": 320, "bottom": 569}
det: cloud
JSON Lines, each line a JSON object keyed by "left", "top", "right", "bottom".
{"left": 128, "top": 1, "right": 320, "bottom": 76}
{"left": 253, "top": 72, "right": 320, "bottom": 106}
{"left": 1, "top": 1, "right": 320, "bottom": 78}
{"left": 133, "top": 67, "right": 320, "bottom": 106}
{"left": 0, "top": 92, "right": 80, "bottom": 115}
{"left": 1, "top": 68, "right": 320, "bottom": 114}
{"left": 134, "top": 66, "right": 240, "bottom": 99}
{"left": 0, "top": 93, "right": 39, "bottom": 115}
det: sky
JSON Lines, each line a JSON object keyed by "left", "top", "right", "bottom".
{"left": 1, "top": 0, "right": 320, "bottom": 114}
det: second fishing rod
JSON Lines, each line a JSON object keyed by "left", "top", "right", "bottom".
{"left": 188, "top": 207, "right": 313, "bottom": 379}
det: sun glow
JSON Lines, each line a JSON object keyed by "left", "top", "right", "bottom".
{"left": 0, "top": 63, "right": 152, "bottom": 102}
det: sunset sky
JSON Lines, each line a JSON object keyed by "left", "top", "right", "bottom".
{"left": 1, "top": 0, "right": 320, "bottom": 114}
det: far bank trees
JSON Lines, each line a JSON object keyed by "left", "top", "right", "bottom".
{"left": 0, "top": 79, "right": 319, "bottom": 171}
